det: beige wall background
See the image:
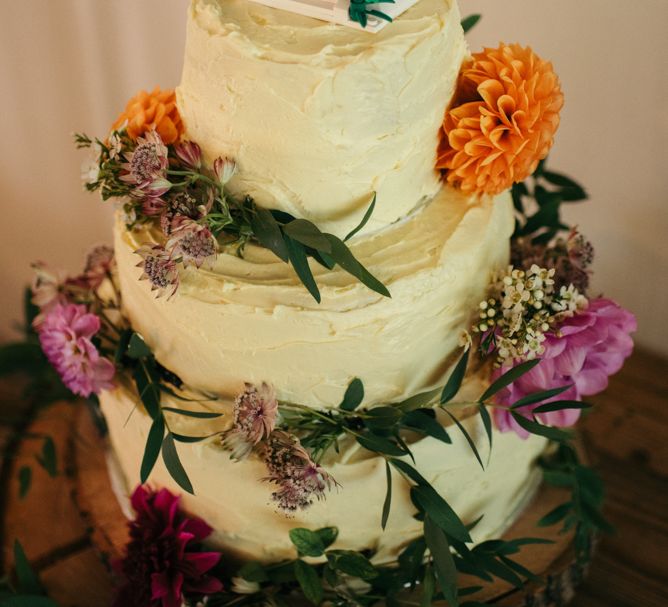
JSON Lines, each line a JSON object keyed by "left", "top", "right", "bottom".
{"left": 1, "top": 0, "right": 667, "bottom": 354}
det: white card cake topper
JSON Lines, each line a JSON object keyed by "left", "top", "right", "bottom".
{"left": 247, "top": 0, "right": 420, "bottom": 32}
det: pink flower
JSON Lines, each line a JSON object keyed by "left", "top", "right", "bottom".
{"left": 83, "top": 245, "right": 115, "bottom": 289}
{"left": 174, "top": 140, "right": 202, "bottom": 170}
{"left": 494, "top": 298, "right": 636, "bottom": 438}
{"left": 262, "top": 431, "right": 336, "bottom": 512}
{"left": 113, "top": 486, "right": 223, "bottom": 607}
{"left": 38, "top": 303, "right": 115, "bottom": 397}
{"left": 121, "top": 130, "right": 169, "bottom": 189}
{"left": 31, "top": 262, "right": 69, "bottom": 326}
{"left": 135, "top": 245, "right": 179, "bottom": 298}
{"left": 213, "top": 156, "right": 237, "bottom": 185}
{"left": 167, "top": 221, "right": 217, "bottom": 269}
{"left": 222, "top": 383, "right": 279, "bottom": 460}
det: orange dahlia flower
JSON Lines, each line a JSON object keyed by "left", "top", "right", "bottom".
{"left": 437, "top": 43, "right": 564, "bottom": 196}
{"left": 112, "top": 87, "right": 184, "bottom": 145}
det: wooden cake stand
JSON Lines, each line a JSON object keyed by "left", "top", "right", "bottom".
{"left": 2, "top": 401, "right": 590, "bottom": 606}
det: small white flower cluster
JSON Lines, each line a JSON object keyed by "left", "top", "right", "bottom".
{"left": 473, "top": 264, "right": 588, "bottom": 365}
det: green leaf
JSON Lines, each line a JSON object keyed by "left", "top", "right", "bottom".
{"left": 542, "top": 170, "right": 585, "bottom": 190}
{"left": 339, "top": 378, "right": 364, "bottom": 411}
{"left": 285, "top": 236, "right": 321, "bottom": 303}
{"left": 365, "top": 406, "right": 402, "bottom": 430}
{"left": 424, "top": 515, "right": 459, "bottom": 607}
{"left": 479, "top": 359, "right": 542, "bottom": 402}
{"left": 162, "top": 433, "right": 194, "bottom": 494}
{"left": 460, "top": 14, "right": 481, "bottom": 33}
{"left": 344, "top": 193, "right": 376, "bottom": 242}
{"left": 23, "top": 286, "right": 40, "bottom": 331}
{"left": 126, "top": 332, "right": 152, "bottom": 359}
{"left": 114, "top": 328, "right": 133, "bottom": 363}
{"left": 289, "top": 528, "right": 326, "bottom": 557}
{"left": 161, "top": 406, "right": 222, "bottom": 419}
{"left": 478, "top": 404, "right": 493, "bottom": 455}
{"left": 332, "top": 552, "right": 378, "bottom": 580}
{"left": 538, "top": 502, "right": 572, "bottom": 527}
{"left": 0, "top": 342, "right": 44, "bottom": 377}
{"left": 284, "top": 219, "right": 332, "bottom": 253}
{"left": 510, "top": 385, "right": 573, "bottom": 409}
{"left": 238, "top": 561, "right": 269, "bottom": 583}
{"left": 13, "top": 540, "right": 42, "bottom": 595}
{"left": 420, "top": 564, "right": 435, "bottom": 607}
{"left": 356, "top": 434, "right": 407, "bottom": 457}
{"left": 443, "top": 409, "right": 484, "bottom": 470}
{"left": 141, "top": 416, "right": 165, "bottom": 483}
{"left": 533, "top": 400, "right": 592, "bottom": 414}
{"left": 294, "top": 560, "right": 323, "bottom": 605}
{"left": 411, "top": 485, "right": 472, "bottom": 544}
{"left": 316, "top": 527, "right": 339, "bottom": 550}
{"left": 402, "top": 409, "right": 451, "bottom": 445}
{"left": 133, "top": 362, "right": 161, "bottom": 420}
{"left": 171, "top": 433, "right": 217, "bottom": 443}
{"left": 441, "top": 348, "right": 469, "bottom": 404}
{"left": 382, "top": 460, "right": 392, "bottom": 530}
{"left": 325, "top": 234, "right": 391, "bottom": 298}
{"left": 35, "top": 437, "right": 57, "bottom": 477}
{"left": 18, "top": 466, "right": 32, "bottom": 499}
{"left": 510, "top": 412, "right": 573, "bottom": 442}
{"left": 397, "top": 387, "right": 441, "bottom": 412}
{"left": 499, "top": 555, "right": 542, "bottom": 584}
{"left": 251, "top": 206, "right": 289, "bottom": 262}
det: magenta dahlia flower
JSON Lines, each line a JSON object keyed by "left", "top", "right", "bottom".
{"left": 114, "top": 486, "right": 223, "bottom": 607}
{"left": 38, "top": 303, "right": 115, "bottom": 397}
{"left": 494, "top": 298, "right": 636, "bottom": 438}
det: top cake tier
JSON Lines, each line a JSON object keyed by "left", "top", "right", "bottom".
{"left": 177, "top": 0, "right": 467, "bottom": 238}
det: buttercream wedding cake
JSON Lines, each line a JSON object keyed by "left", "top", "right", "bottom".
{"left": 28, "top": 0, "right": 636, "bottom": 605}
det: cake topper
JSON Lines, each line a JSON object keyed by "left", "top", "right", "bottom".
{"left": 247, "top": 0, "right": 420, "bottom": 32}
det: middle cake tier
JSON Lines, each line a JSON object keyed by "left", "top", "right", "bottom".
{"left": 115, "top": 188, "right": 513, "bottom": 408}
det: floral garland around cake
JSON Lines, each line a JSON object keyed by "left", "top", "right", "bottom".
{"left": 1, "top": 15, "right": 637, "bottom": 607}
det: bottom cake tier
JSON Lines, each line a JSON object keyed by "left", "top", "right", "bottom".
{"left": 100, "top": 376, "right": 548, "bottom": 565}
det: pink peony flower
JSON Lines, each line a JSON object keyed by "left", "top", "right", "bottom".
{"left": 113, "top": 486, "right": 223, "bottom": 607}
{"left": 494, "top": 298, "right": 636, "bottom": 438}
{"left": 38, "top": 303, "right": 115, "bottom": 397}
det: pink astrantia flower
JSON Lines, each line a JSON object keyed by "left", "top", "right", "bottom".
{"left": 262, "top": 431, "right": 336, "bottom": 512}
{"left": 222, "top": 383, "right": 279, "bottom": 460}
{"left": 174, "top": 140, "right": 202, "bottom": 170}
{"left": 494, "top": 298, "right": 636, "bottom": 438}
{"left": 113, "top": 486, "right": 223, "bottom": 607}
{"left": 135, "top": 245, "right": 179, "bottom": 298}
{"left": 38, "top": 303, "right": 115, "bottom": 397}
{"left": 167, "top": 221, "right": 217, "bottom": 269}
{"left": 213, "top": 156, "right": 237, "bottom": 185}
{"left": 121, "top": 130, "right": 169, "bottom": 189}
{"left": 83, "top": 245, "right": 116, "bottom": 289}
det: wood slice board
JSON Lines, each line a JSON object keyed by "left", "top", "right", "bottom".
{"left": 2, "top": 402, "right": 591, "bottom": 606}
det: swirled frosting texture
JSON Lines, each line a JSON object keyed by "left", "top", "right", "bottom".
{"left": 100, "top": 378, "right": 547, "bottom": 563}
{"left": 115, "top": 191, "right": 514, "bottom": 408}
{"left": 176, "top": 0, "right": 467, "bottom": 237}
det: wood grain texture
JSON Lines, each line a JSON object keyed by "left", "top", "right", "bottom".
{"left": 1, "top": 348, "right": 666, "bottom": 605}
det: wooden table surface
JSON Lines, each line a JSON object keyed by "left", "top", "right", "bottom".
{"left": 0, "top": 348, "right": 667, "bottom": 606}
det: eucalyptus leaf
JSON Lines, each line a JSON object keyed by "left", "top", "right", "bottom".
{"left": 36, "top": 436, "right": 57, "bottom": 477}
{"left": 397, "top": 387, "right": 441, "bottom": 412}
{"left": 538, "top": 502, "right": 572, "bottom": 527}
{"left": 424, "top": 515, "right": 459, "bottom": 607}
{"left": 510, "top": 385, "right": 573, "bottom": 409}
{"left": 443, "top": 409, "right": 484, "bottom": 470}
{"left": 339, "top": 378, "right": 364, "bottom": 411}
{"left": 133, "top": 361, "right": 161, "bottom": 420}
{"left": 171, "top": 433, "right": 217, "bottom": 443}
{"left": 499, "top": 555, "right": 542, "bottom": 584}
{"left": 13, "top": 540, "right": 42, "bottom": 595}
{"left": 411, "top": 485, "right": 472, "bottom": 544}
{"left": 238, "top": 561, "right": 269, "bottom": 583}
{"left": 285, "top": 236, "right": 321, "bottom": 303}
{"left": 381, "top": 460, "right": 392, "bottom": 530}
{"left": 478, "top": 404, "right": 493, "bottom": 456}
{"left": 344, "top": 193, "right": 376, "bottom": 242}
{"left": 141, "top": 416, "right": 165, "bottom": 483}
{"left": 284, "top": 219, "right": 332, "bottom": 253}
{"left": 325, "top": 234, "right": 390, "bottom": 298}
{"left": 419, "top": 564, "right": 435, "bottom": 607}
{"left": 441, "top": 348, "right": 469, "bottom": 404}
{"left": 251, "top": 206, "right": 289, "bottom": 262}
{"left": 289, "top": 528, "right": 325, "bottom": 557}
{"left": 162, "top": 432, "right": 194, "bottom": 494}
{"left": 365, "top": 406, "right": 402, "bottom": 430}
{"left": 357, "top": 433, "right": 406, "bottom": 457}
{"left": 510, "top": 412, "right": 573, "bottom": 442}
{"left": 479, "top": 359, "right": 541, "bottom": 402}
{"left": 114, "top": 328, "right": 132, "bottom": 363}
{"left": 294, "top": 560, "right": 323, "bottom": 606}
{"left": 532, "top": 400, "right": 591, "bottom": 414}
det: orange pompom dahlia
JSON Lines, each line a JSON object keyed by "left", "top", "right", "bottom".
{"left": 437, "top": 43, "right": 564, "bottom": 196}
{"left": 111, "top": 87, "right": 184, "bottom": 145}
